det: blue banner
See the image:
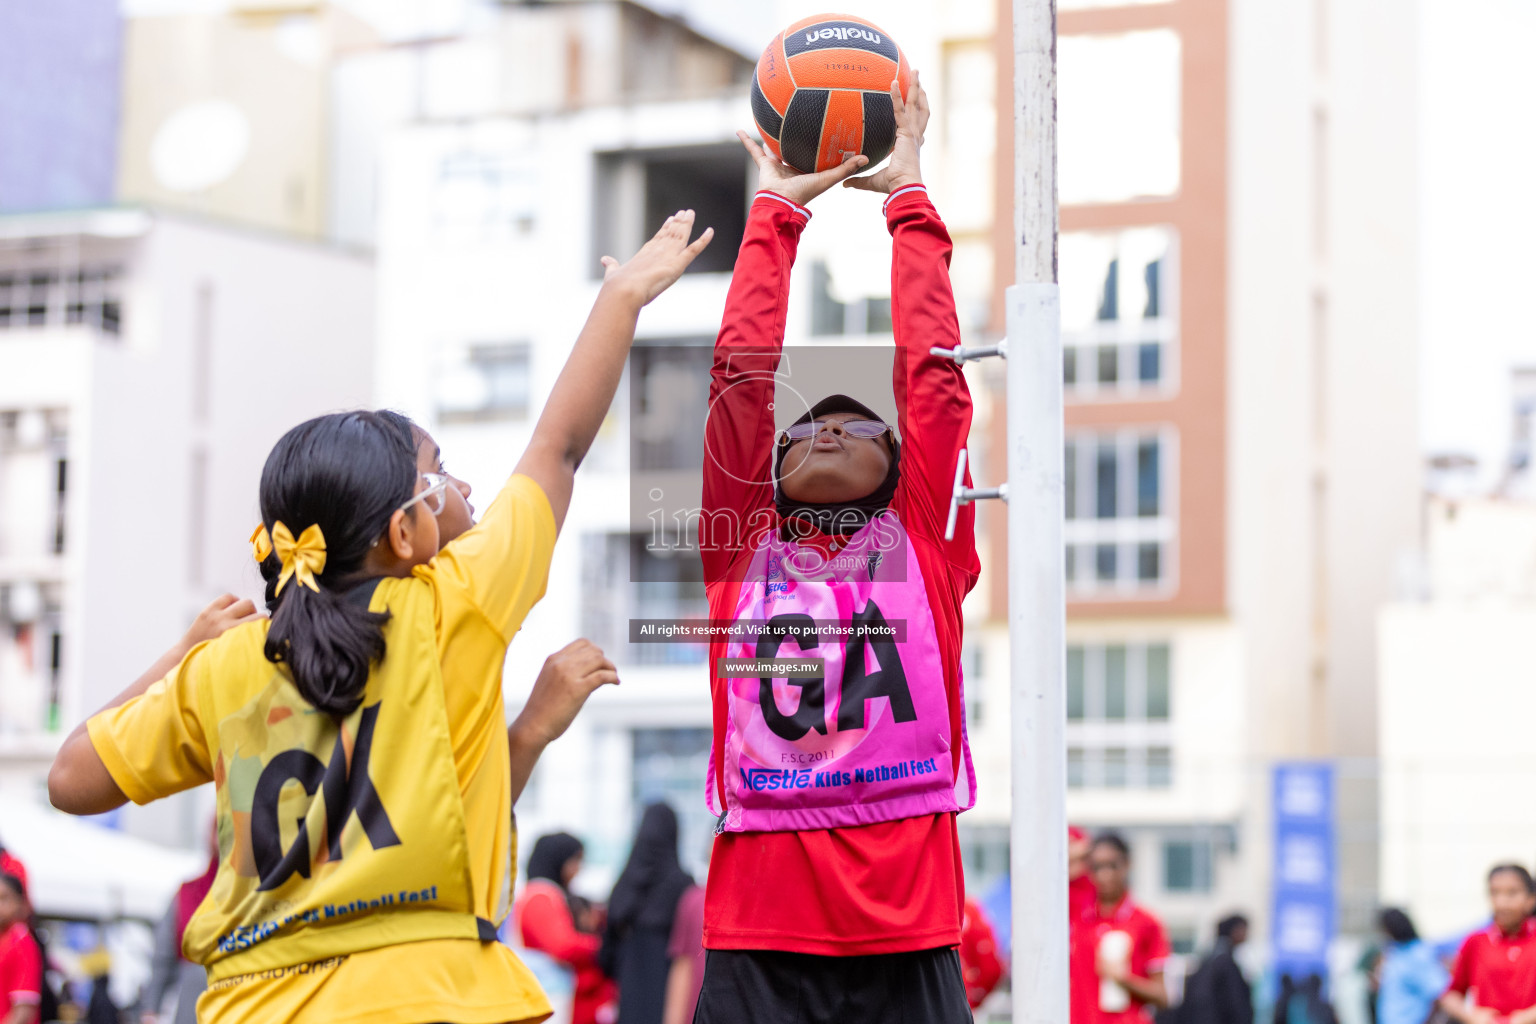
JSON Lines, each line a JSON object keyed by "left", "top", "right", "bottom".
{"left": 1271, "top": 762, "right": 1336, "bottom": 978}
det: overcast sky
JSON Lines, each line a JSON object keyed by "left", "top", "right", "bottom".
{"left": 1418, "top": 0, "right": 1536, "bottom": 480}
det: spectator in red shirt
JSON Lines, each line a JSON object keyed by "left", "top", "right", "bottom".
{"left": 693, "top": 72, "right": 978, "bottom": 1024}
{"left": 959, "top": 896, "right": 1004, "bottom": 1009}
{"left": 1071, "top": 825, "right": 1098, "bottom": 921}
{"left": 0, "top": 855, "right": 41, "bottom": 1024}
{"left": 1440, "top": 864, "right": 1536, "bottom": 1024}
{"left": 515, "top": 833, "right": 615, "bottom": 1024}
{"left": 1071, "top": 833, "right": 1170, "bottom": 1024}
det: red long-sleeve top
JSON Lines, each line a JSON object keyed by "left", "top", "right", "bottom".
{"left": 700, "top": 187, "right": 980, "bottom": 955}
{"left": 515, "top": 881, "right": 613, "bottom": 1024}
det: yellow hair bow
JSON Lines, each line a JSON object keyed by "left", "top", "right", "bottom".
{"left": 271, "top": 521, "right": 327, "bottom": 595}
{"left": 250, "top": 524, "right": 273, "bottom": 563}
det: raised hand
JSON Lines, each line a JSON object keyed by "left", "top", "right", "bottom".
{"left": 600, "top": 210, "right": 715, "bottom": 306}
{"left": 512, "top": 639, "right": 620, "bottom": 747}
{"left": 739, "top": 130, "right": 868, "bottom": 208}
{"left": 844, "top": 70, "right": 930, "bottom": 195}
{"left": 182, "top": 593, "right": 263, "bottom": 648}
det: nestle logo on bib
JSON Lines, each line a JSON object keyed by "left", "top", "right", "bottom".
{"left": 805, "top": 26, "right": 882, "bottom": 46}
{"left": 742, "top": 767, "right": 813, "bottom": 792}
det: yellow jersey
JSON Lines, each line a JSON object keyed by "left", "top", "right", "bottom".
{"left": 89, "top": 473, "right": 558, "bottom": 1024}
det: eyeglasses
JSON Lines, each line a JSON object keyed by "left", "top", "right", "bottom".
{"left": 777, "top": 419, "right": 892, "bottom": 446}
{"left": 399, "top": 472, "right": 451, "bottom": 517}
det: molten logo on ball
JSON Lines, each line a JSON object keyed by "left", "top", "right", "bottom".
{"left": 803, "top": 26, "right": 883, "bottom": 46}
{"left": 751, "top": 13, "right": 911, "bottom": 174}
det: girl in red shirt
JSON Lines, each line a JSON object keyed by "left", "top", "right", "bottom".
{"left": 694, "top": 73, "right": 978, "bottom": 1024}
{"left": 1441, "top": 864, "right": 1536, "bottom": 1024}
{"left": 0, "top": 856, "right": 41, "bottom": 1024}
{"left": 515, "top": 834, "right": 615, "bottom": 1024}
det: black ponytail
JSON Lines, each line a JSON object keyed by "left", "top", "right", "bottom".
{"left": 257, "top": 411, "right": 417, "bottom": 717}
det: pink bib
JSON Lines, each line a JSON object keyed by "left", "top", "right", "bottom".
{"left": 708, "top": 514, "right": 976, "bottom": 832}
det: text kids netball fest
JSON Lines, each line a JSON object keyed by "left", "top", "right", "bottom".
{"left": 27, "top": 7, "right": 1058, "bottom": 1024}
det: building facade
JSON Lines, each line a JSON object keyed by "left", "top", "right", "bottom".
{"left": 0, "top": 209, "right": 375, "bottom": 848}
{"left": 964, "top": 0, "right": 1421, "bottom": 956}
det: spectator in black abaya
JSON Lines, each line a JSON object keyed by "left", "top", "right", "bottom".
{"left": 1181, "top": 915, "right": 1253, "bottom": 1024}
{"left": 601, "top": 804, "right": 694, "bottom": 1024}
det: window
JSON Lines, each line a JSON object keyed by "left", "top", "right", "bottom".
{"left": 1103, "top": 747, "right": 1128, "bottom": 788}
{"left": 1065, "top": 642, "right": 1173, "bottom": 790}
{"left": 594, "top": 144, "right": 750, "bottom": 278}
{"left": 1137, "top": 441, "right": 1160, "bottom": 517}
{"left": 1146, "top": 746, "right": 1172, "bottom": 787}
{"left": 629, "top": 342, "right": 712, "bottom": 472}
{"left": 1068, "top": 747, "right": 1086, "bottom": 789}
{"left": 1060, "top": 228, "right": 1176, "bottom": 400}
{"left": 582, "top": 533, "right": 706, "bottom": 666}
{"left": 1067, "top": 647, "right": 1086, "bottom": 720}
{"left": 433, "top": 151, "right": 537, "bottom": 239}
{"left": 0, "top": 410, "right": 69, "bottom": 561}
{"left": 1146, "top": 646, "right": 1170, "bottom": 719}
{"left": 1065, "top": 430, "right": 1175, "bottom": 593}
{"left": 1068, "top": 643, "right": 1171, "bottom": 723}
{"left": 960, "top": 825, "right": 1012, "bottom": 895}
{"left": 1097, "top": 343, "right": 1119, "bottom": 385}
{"left": 1059, "top": 31, "right": 1181, "bottom": 204}
{"left": 963, "top": 642, "right": 985, "bottom": 728}
{"left": 1169, "top": 927, "right": 1198, "bottom": 956}
{"left": 809, "top": 260, "right": 893, "bottom": 337}
{"left": 1068, "top": 746, "right": 1176, "bottom": 790}
{"left": 0, "top": 265, "right": 122, "bottom": 335}
{"left": 0, "top": 581, "right": 64, "bottom": 735}
{"left": 1163, "top": 839, "right": 1213, "bottom": 893}
{"left": 436, "top": 342, "right": 532, "bottom": 423}
{"left": 1103, "top": 647, "right": 1127, "bottom": 720}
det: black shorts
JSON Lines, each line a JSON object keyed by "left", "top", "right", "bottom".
{"left": 693, "top": 946, "right": 973, "bottom": 1024}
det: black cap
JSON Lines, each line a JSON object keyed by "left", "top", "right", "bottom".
{"left": 789, "top": 394, "right": 889, "bottom": 429}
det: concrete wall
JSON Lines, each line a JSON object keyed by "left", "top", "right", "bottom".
{"left": 117, "top": 13, "right": 335, "bottom": 237}
{"left": 83, "top": 215, "right": 374, "bottom": 846}
{"left": 0, "top": 210, "right": 373, "bottom": 846}
{"left": 1229, "top": 0, "right": 1421, "bottom": 932}
{"left": 1380, "top": 603, "right": 1536, "bottom": 937}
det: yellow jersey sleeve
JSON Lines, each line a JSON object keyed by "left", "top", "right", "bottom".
{"left": 426, "top": 473, "right": 557, "bottom": 642}
{"left": 87, "top": 643, "right": 215, "bottom": 805}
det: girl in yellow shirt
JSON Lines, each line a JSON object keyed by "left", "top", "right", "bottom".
{"left": 46, "top": 212, "right": 713, "bottom": 1024}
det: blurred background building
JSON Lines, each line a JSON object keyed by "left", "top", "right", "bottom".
{"left": 3, "top": 0, "right": 1536, "bottom": 1014}
{"left": 966, "top": 0, "right": 1421, "bottom": 965}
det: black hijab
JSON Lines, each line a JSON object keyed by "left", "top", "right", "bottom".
{"left": 526, "top": 832, "right": 587, "bottom": 922}
{"left": 773, "top": 394, "right": 901, "bottom": 536}
{"left": 526, "top": 832, "right": 583, "bottom": 886}
{"left": 605, "top": 803, "right": 693, "bottom": 934}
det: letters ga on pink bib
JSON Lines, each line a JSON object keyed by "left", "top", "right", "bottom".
{"left": 708, "top": 514, "right": 976, "bottom": 832}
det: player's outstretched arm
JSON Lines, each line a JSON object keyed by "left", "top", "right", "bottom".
{"left": 514, "top": 212, "right": 713, "bottom": 531}
{"left": 49, "top": 594, "right": 262, "bottom": 814}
